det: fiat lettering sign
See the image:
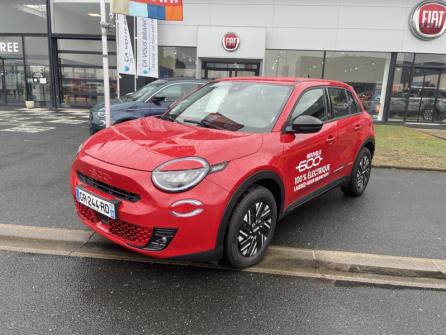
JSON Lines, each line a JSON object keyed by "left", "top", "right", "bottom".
{"left": 410, "top": 0, "right": 446, "bottom": 40}
{"left": 222, "top": 33, "right": 240, "bottom": 52}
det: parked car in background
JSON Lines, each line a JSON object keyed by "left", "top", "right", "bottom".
{"left": 89, "top": 78, "right": 207, "bottom": 134}
{"left": 389, "top": 87, "right": 446, "bottom": 121}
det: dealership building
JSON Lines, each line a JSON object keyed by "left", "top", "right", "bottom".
{"left": 0, "top": 0, "right": 446, "bottom": 124}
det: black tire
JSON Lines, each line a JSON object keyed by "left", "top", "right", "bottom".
{"left": 224, "top": 185, "right": 277, "bottom": 269}
{"left": 341, "top": 147, "right": 372, "bottom": 197}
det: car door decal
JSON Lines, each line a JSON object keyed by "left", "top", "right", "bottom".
{"left": 294, "top": 150, "right": 331, "bottom": 192}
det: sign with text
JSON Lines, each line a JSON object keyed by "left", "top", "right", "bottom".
{"left": 116, "top": 14, "right": 136, "bottom": 75}
{"left": 137, "top": 17, "right": 158, "bottom": 78}
{"left": 0, "top": 37, "right": 22, "bottom": 58}
{"left": 410, "top": 1, "right": 446, "bottom": 40}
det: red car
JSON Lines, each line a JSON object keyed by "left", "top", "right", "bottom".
{"left": 71, "top": 77, "right": 375, "bottom": 268}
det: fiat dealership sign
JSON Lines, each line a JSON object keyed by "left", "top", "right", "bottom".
{"left": 410, "top": 0, "right": 446, "bottom": 40}
{"left": 222, "top": 33, "right": 240, "bottom": 51}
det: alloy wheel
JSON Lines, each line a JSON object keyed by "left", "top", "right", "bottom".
{"left": 423, "top": 108, "right": 433, "bottom": 121}
{"left": 237, "top": 201, "right": 272, "bottom": 257}
{"left": 356, "top": 155, "right": 371, "bottom": 192}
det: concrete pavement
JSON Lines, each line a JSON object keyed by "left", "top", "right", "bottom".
{"left": 0, "top": 223, "right": 445, "bottom": 290}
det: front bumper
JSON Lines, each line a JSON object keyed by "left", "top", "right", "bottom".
{"left": 71, "top": 152, "right": 230, "bottom": 260}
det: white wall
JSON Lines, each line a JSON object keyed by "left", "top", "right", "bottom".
{"left": 158, "top": 0, "right": 446, "bottom": 54}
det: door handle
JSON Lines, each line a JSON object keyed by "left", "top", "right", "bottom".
{"left": 326, "top": 135, "right": 336, "bottom": 144}
{"left": 354, "top": 124, "right": 361, "bottom": 131}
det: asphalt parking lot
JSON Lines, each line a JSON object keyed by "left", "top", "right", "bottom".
{"left": 1, "top": 251, "right": 445, "bottom": 335}
{"left": 1, "top": 109, "right": 446, "bottom": 334}
{"left": 0, "top": 109, "right": 445, "bottom": 259}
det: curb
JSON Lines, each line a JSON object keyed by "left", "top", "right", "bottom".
{"left": 0, "top": 224, "right": 445, "bottom": 289}
{"left": 372, "top": 164, "right": 446, "bottom": 173}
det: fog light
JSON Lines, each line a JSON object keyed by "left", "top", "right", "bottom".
{"left": 144, "top": 228, "right": 177, "bottom": 251}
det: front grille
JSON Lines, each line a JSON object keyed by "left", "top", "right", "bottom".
{"left": 108, "top": 217, "right": 152, "bottom": 247}
{"left": 77, "top": 171, "right": 140, "bottom": 203}
{"left": 75, "top": 202, "right": 152, "bottom": 247}
{"left": 76, "top": 201, "right": 99, "bottom": 224}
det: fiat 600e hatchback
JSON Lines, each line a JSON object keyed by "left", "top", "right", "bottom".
{"left": 71, "top": 77, "right": 375, "bottom": 268}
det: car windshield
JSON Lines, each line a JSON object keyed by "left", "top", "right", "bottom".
{"left": 165, "top": 81, "right": 293, "bottom": 133}
{"left": 128, "top": 80, "right": 167, "bottom": 102}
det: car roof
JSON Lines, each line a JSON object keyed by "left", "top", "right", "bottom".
{"left": 157, "top": 77, "right": 208, "bottom": 83}
{"left": 216, "top": 76, "right": 350, "bottom": 88}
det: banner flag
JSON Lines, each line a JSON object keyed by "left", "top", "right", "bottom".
{"left": 116, "top": 14, "right": 136, "bottom": 75}
{"left": 112, "top": 0, "right": 183, "bottom": 21}
{"left": 137, "top": 17, "right": 159, "bottom": 78}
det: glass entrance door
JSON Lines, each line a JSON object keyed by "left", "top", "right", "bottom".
{"left": 202, "top": 61, "right": 260, "bottom": 79}
{"left": 0, "top": 58, "right": 26, "bottom": 105}
{"left": 405, "top": 68, "right": 446, "bottom": 123}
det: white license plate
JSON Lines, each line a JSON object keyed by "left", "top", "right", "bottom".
{"left": 76, "top": 187, "right": 118, "bottom": 220}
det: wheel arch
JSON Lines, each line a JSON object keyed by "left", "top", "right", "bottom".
{"left": 362, "top": 137, "right": 375, "bottom": 158}
{"left": 214, "top": 170, "right": 285, "bottom": 259}
{"left": 113, "top": 117, "right": 138, "bottom": 125}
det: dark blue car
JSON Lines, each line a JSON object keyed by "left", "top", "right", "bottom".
{"left": 89, "top": 78, "right": 207, "bottom": 134}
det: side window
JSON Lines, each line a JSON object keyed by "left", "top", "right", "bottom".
{"left": 346, "top": 91, "right": 360, "bottom": 114}
{"left": 290, "top": 88, "right": 327, "bottom": 122}
{"left": 181, "top": 83, "right": 202, "bottom": 97}
{"left": 154, "top": 84, "right": 183, "bottom": 102}
{"left": 327, "top": 88, "right": 349, "bottom": 118}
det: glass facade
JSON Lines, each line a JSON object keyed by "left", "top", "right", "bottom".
{"left": 264, "top": 50, "right": 391, "bottom": 121}
{"left": 0, "top": 0, "right": 445, "bottom": 122}
{"left": 388, "top": 54, "right": 446, "bottom": 124}
{"left": 264, "top": 50, "right": 324, "bottom": 78}
{"left": 51, "top": 0, "right": 114, "bottom": 36}
{"left": 57, "top": 39, "right": 117, "bottom": 107}
{"left": 159, "top": 47, "right": 197, "bottom": 78}
{"left": 324, "top": 51, "right": 391, "bottom": 121}
{"left": 0, "top": 0, "right": 47, "bottom": 33}
{"left": 24, "top": 37, "right": 51, "bottom": 107}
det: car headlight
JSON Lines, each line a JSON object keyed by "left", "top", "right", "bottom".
{"left": 152, "top": 157, "right": 211, "bottom": 193}
{"left": 96, "top": 111, "right": 105, "bottom": 118}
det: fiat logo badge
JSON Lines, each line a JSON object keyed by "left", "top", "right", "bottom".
{"left": 222, "top": 32, "right": 240, "bottom": 52}
{"left": 409, "top": 0, "right": 446, "bottom": 40}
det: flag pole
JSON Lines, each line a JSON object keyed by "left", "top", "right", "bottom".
{"left": 100, "top": 0, "right": 111, "bottom": 128}
{"left": 133, "top": 17, "right": 138, "bottom": 92}
{"left": 115, "top": 14, "right": 120, "bottom": 100}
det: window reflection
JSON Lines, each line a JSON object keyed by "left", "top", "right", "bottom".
{"left": 159, "top": 47, "right": 196, "bottom": 78}
{"left": 57, "top": 39, "right": 117, "bottom": 107}
{"left": 264, "top": 50, "right": 324, "bottom": 78}
{"left": 324, "top": 51, "right": 391, "bottom": 121}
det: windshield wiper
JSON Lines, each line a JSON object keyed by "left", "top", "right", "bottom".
{"left": 181, "top": 118, "right": 222, "bottom": 130}
{"left": 159, "top": 114, "right": 176, "bottom": 122}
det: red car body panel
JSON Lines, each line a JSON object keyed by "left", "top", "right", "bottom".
{"left": 71, "top": 77, "right": 375, "bottom": 260}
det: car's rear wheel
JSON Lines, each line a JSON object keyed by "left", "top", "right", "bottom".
{"left": 224, "top": 185, "right": 277, "bottom": 268}
{"left": 422, "top": 107, "right": 434, "bottom": 121}
{"left": 341, "top": 147, "right": 372, "bottom": 197}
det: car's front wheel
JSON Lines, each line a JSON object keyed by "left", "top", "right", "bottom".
{"left": 341, "top": 147, "right": 372, "bottom": 197}
{"left": 224, "top": 185, "right": 277, "bottom": 268}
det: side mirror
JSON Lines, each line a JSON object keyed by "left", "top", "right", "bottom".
{"left": 151, "top": 96, "right": 166, "bottom": 105}
{"left": 288, "top": 115, "right": 323, "bottom": 134}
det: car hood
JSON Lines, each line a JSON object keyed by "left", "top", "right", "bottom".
{"left": 83, "top": 117, "right": 263, "bottom": 171}
{"left": 92, "top": 101, "right": 146, "bottom": 113}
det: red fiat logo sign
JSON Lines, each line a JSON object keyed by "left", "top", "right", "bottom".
{"left": 222, "top": 33, "right": 240, "bottom": 51}
{"left": 410, "top": 1, "right": 446, "bottom": 40}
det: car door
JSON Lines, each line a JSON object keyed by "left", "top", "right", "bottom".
{"left": 146, "top": 82, "right": 202, "bottom": 116}
{"left": 326, "top": 87, "right": 363, "bottom": 176}
{"left": 281, "top": 87, "right": 338, "bottom": 204}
